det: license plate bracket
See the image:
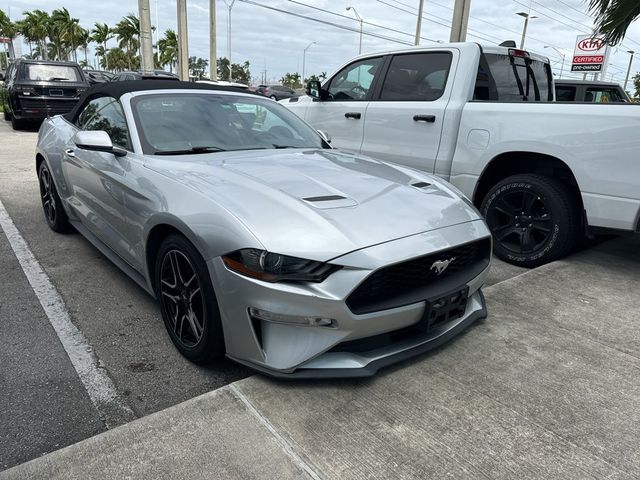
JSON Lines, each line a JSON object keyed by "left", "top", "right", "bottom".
{"left": 422, "top": 287, "right": 469, "bottom": 329}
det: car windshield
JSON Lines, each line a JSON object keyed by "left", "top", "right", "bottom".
{"left": 23, "top": 64, "right": 82, "bottom": 82}
{"left": 131, "top": 93, "right": 326, "bottom": 155}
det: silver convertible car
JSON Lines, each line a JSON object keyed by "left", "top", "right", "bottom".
{"left": 36, "top": 80, "right": 492, "bottom": 377}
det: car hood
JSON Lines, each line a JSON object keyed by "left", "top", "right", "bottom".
{"left": 145, "top": 149, "right": 481, "bottom": 261}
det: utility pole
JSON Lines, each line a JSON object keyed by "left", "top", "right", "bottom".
{"left": 210, "top": 0, "right": 217, "bottom": 80}
{"left": 415, "top": 0, "right": 425, "bottom": 45}
{"left": 177, "top": 0, "right": 189, "bottom": 81}
{"left": 138, "top": 0, "right": 154, "bottom": 75}
{"left": 624, "top": 50, "right": 635, "bottom": 91}
{"left": 449, "top": 0, "right": 471, "bottom": 42}
{"left": 516, "top": 12, "right": 537, "bottom": 50}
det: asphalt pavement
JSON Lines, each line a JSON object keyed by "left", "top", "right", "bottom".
{"left": 0, "top": 118, "right": 537, "bottom": 472}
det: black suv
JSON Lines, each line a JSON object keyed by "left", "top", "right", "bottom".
{"left": 1, "top": 59, "right": 89, "bottom": 130}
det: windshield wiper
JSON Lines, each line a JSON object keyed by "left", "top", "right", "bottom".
{"left": 48, "top": 77, "right": 69, "bottom": 81}
{"left": 153, "top": 146, "right": 226, "bottom": 155}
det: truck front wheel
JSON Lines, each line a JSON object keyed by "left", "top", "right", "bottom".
{"left": 481, "top": 174, "right": 580, "bottom": 268}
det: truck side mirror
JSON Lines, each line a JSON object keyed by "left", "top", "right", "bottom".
{"left": 306, "top": 80, "right": 322, "bottom": 99}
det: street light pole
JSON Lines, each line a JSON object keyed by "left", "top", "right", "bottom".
{"left": 302, "top": 41, "right": 316, "bottom": 84}
{"left": 346, "top": 7, "right": 363, "bottom": 55}
{"left": 516, "top": 12, "right": 537, "bottom": 50}
{"left": 414, "top": 0, "right": 425, "bottom": 45}
{"left": 450, "top": 0, "right": 471, "bottom": 42}
{"left": 624, "top": 50, "right": 635, "bottom": 91}
{"left": 224, "top": 0, "right": 236, "bottom": 81}
{"left": 544, "top": 45, "right": 566, "bottom": 79}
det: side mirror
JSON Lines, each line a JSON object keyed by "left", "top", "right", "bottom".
{"left": 73, "top": 130, "right": 126, "bottom": 157}
{"left": 317, "top": 130, "right": 331, "bottom": 144}
{"left": 306, "top": 80, "right": 322, "bottom": 99}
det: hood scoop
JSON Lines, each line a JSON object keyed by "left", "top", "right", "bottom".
{"left": 411, "top": 181, "right": 431, "bottom": 189}
{"left": 302, "top": 194, "right": 358, "bottom": 209}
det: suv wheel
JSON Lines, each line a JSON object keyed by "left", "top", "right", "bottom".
{"left": 3, "top": 110, "right": 9, "bottom": 121}
{"left": 269, "top": 95, "right": 277, "bottom": 100}
{"left": 155, "top": 234, "right": 225, "bottom": 364}
{"left": 11, "top": 114, "right": 26, "bottom": 130}
{"left": 481, "top": 173, "right": 580, "bottom": 268}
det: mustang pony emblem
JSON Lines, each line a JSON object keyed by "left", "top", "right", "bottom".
{"left": 430, "top": 257, "right": 456, "bottom": 275}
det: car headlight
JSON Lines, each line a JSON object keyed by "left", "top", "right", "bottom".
{"left": 222, "top": 248, "right": 340, "bottom": 283}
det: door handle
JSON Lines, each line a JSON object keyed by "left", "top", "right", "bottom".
{"left": 413, "top": 114, "right": 436, "bottom": 123}
{"left": 344, "top": 112, "right": 362, "bottom": 119}
{"left": 64, "top": 148, "right": 76, "bottom": 158}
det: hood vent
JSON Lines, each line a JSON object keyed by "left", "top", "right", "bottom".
{"left": 411, "top": 181, "right": 431, "bottom": 189}
{"left": 303, "top": 195, "right": 347, "bottom": 202}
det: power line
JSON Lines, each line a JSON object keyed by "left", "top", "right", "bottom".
{"left": 286, "top": 0, "right": 439, "bottom": 43}
{"left": 237, "top": 0, "right": 414, "bottom": 46}
{"left": 375, "top": 0, "right": 504, "bottom": 44}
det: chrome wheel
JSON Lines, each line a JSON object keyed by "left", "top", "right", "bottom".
{"left": 159, "top": 250, "right": 205, "bottom": 348}
{"left": 39, "top": 166, "right": 56, "bottom": 225}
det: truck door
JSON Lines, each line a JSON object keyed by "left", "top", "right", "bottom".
{"left": 360, "top": 51, "right": 455, "bottom": 173}
{"left": 303, "top": 56, "right": 384, "bottom": 154}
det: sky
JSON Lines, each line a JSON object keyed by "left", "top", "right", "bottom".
{"left": 3, "top": 0, "right": 640, "bottom": 86}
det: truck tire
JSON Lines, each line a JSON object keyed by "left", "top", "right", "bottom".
{"left": 11, "top": 114, "right": 25, "bottom": 130}
{"left": 3, "top": 110, "right": 9, "bottom": 121}
{"left": 481, "top": 173, "right": 580, "bottom": 268}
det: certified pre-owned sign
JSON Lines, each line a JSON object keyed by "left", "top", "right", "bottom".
{"left": 571, "top": 34, "right": 608, "bottom": 72}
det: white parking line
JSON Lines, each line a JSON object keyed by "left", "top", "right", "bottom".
{"left": 0, "top": 199, "right": 136, "bottom": 429}
{"left": 230, "top": 384, "right": 324, "bottom": 480}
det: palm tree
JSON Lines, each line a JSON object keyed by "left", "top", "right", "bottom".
{"left": 77, "top": 27, "right": 90, "bottom": 65}
{"left": 589, "top": 0, "right": 640, "bottom": 44}
{"left": 0, "top": 9, "right": 18, "bottom": 59}
{"left": 91, "top": 22, "right": 112, "bottom": 70}
{"left": 113, "top": 14, "right": 140, "bottom": 70}
{"left": 158, "top": 29, "right": 178, "bottom": 72}
{"left": 20, "top": 10, "right": 50, "bottom": 60}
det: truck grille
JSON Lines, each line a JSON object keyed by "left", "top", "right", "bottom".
{"left": 346, "top": 238, "right": 491, "bottom": 315}
{"left": 20, "top": 97, "right": 78, "bottom": 115}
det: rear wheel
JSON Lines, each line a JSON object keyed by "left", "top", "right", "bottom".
{"left": 269, "top": 95, "right": 277, "bottom": 100}
{"left": 11, "top": 114, "right": 26, "bottom": 130}
{"left": 155, "top": 234, "right": 225, "bottom": 364}
{"left": 38, "top": 162, "right": 71, "bottom": 233}
{"left": 481, "top": 173, "right": 580, "bottom": 268}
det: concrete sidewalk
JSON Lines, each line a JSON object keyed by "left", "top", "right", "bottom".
{"left": 2, "top": 236, "right": 639, "bottom": 480}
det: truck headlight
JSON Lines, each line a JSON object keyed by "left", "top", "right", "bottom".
{"left": 222, "top": 248, "right": 340, "bottom": 283}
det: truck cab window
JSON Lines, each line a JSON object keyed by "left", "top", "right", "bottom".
{"left": 380, "top": 52, "right": 452, "bottom": 101}
{"left": 326, "top": 57, "right": 382, "bottom": 101}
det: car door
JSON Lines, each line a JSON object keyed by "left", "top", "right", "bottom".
{"left": 304, "top": 56, "right": 384, "bottom": 154}
{"left": 360, "top": 51, "right": 455, "bottom": 173}
{"left": 62, "top": 96, "right": 133, "bottom": 260}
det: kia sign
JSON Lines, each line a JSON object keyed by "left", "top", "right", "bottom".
{"left": 571, "top": 34, "right": 608, "bottom": 72}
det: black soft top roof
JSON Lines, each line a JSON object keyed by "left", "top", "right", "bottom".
{"left": 65, "top": 79, "right": 254, "bottom": 122}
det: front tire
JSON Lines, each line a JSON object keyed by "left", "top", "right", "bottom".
{"left": 11, "top": 114, "right": 26, "bottom": 130}
{"left": 38, "top": 162, "right": 71, "bottom": 233}
{"left": 3, "top": 109, "right": 9, "bottom": 121}
{"left": 481, "top": 174, "right": 580, "bottom": 268}
{"left": 269, "top": 95, "right": 277, "bottom": 100}
{"left": 155, "top": 234, "right": 225, "bottom": 364}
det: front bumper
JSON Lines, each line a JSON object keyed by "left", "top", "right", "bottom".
{"left": 209, "top": 220, "right": 491, "bottom": 378}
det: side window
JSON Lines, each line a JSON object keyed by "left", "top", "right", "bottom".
{"left": 555, "top": 86, "right": 576, "bottom": 101}
{"left": 326, "top": 57, "right": 382, "bottom": 101}
{"left": 380, "top": 52, "right": 452, "bottom": 101}
{"left": 586, "top": 87, "right": 625, "bottom": 103}
{"left": 81, "top": 97, "right": 131, "bottom": 149}
{"left": 77, "top": 97, "right": 112, "bottom": 128}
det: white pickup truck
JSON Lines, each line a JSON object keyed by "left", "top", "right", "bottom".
{"left": 283, "top": 42, "right": 640, "bottom": 267}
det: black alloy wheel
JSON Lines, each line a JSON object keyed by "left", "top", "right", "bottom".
{"left": 481, "top": 174, "right": 580, "bottom": 268}
{"left": 38, "top": 162, "right": 71, "bottom": 232}
{"left": 156, "top": 234, "right": 225, "bottom": 363}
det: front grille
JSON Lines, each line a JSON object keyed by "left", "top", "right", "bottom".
{"left": 19, "top": 97, "right": 77, "bottom": 115}
{"left": 346, "top": 238, "right": 491, "bottom": 315}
